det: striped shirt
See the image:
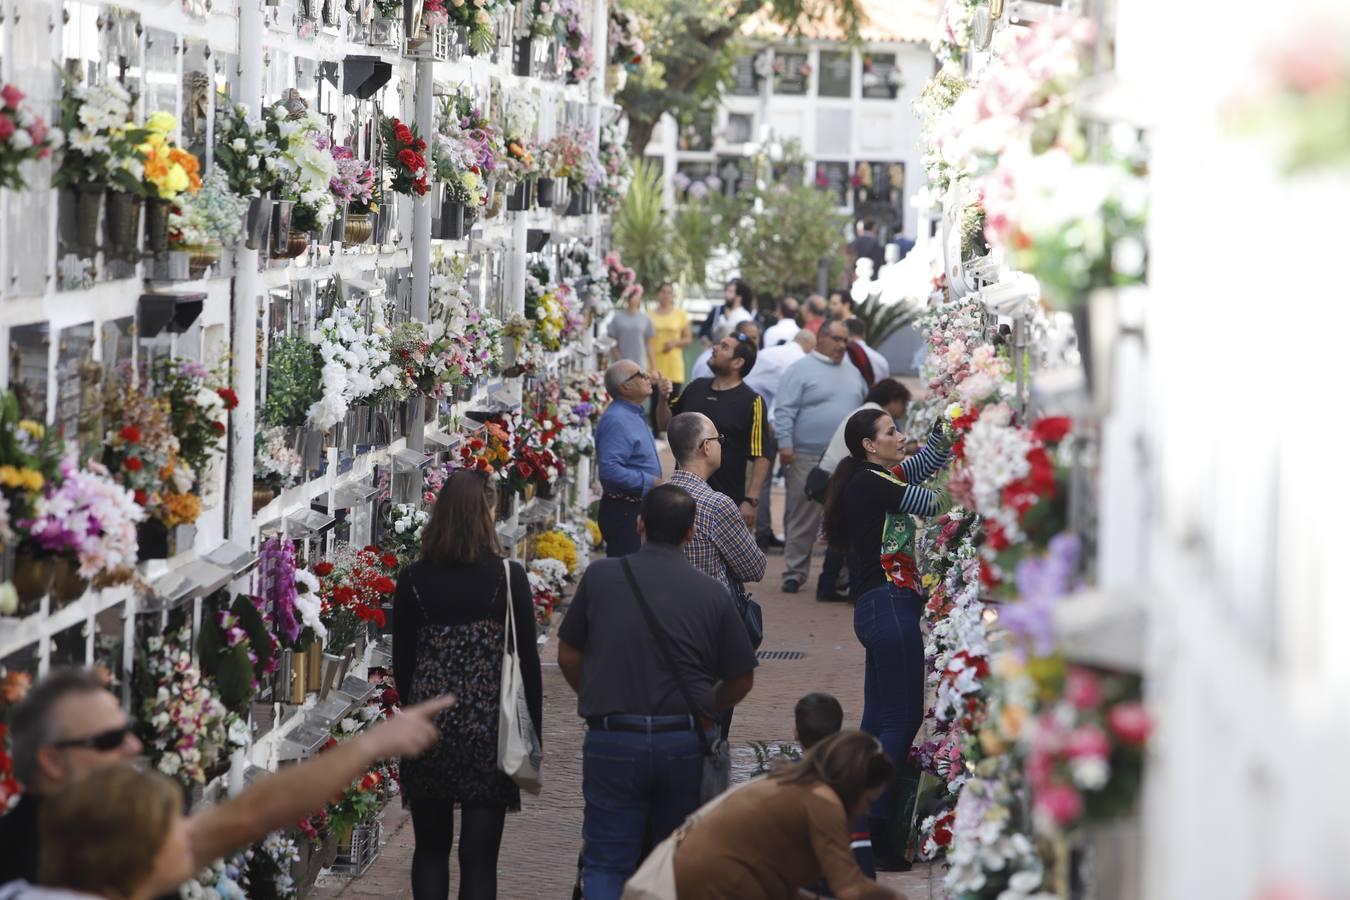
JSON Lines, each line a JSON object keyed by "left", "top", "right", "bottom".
{"left": 668, "top": 470, "right": 767, "bottom": 591}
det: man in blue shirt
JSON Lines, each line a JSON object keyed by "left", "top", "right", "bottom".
{"left": 595, "top": 359, "right": 667, "bottom": 556}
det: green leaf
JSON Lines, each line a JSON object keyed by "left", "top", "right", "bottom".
{"left": 613, "top": 159, "right": 674, "bottom": 290}
{"left": 232, "top": 593, "right": 275, "bottom": 677}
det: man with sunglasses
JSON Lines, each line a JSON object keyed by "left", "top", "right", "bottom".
{"left": 0, "top": 668, "right": 145, "bottom": 886}
{"left": 596, "top": 359, "right": 667, "bottom": 556}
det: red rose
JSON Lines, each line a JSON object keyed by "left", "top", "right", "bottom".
{"left": 394, "top": 123, "right": 413, "bottom": 143}
{"left": 398, "top": 148, "right": 418, "bottom": 168}
{"left": 133, "top": 489, "right": 148, "bottom": 506}
{"left": 217, "top": 387, "right": 240, "bottom": 410}
{"left": 414, "top": 139, "right": 426, "bottom": 152}
{"left": 363, "top": 545, "right": 381, "bottom": 553}
{"left": 1106, "top": 702, "right": 1152, "bottom": 746}
{"left": 380, "top": 553, "right": 399, "bottom": 569}
{"left": 469, "top": 438, "right": 485, "bottom": 451}
{"left": 124, "top": 457, "right": 143, "bottom": 472}
{"left": 475, "top": 457, "right": 492, "bottom": 472}
{"left": 372, "top": 576, "right": 397, "bottom": 595}
{"left": 1033, "top": 416, "right": 1072, "bottom": 444}
{"left": 119, "top": 425, "right": 142, "bottom": 443}
{"left": 314, "top": 562, "right": 335, "bottom": 576}
{"left": 515, "top": 461, "right": 534, "bottom": 479}
{"left": 211, "top": 421, "right": 226, "bottom": 435}
{"left": 333, "top": 585, "right": 357, "bottom": 604}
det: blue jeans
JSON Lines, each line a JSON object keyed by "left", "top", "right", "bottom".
{"left": 598, "top": 496, "right": 642, "bottom": 557}
{"left": 853, "top": 584, "right": 925, "bottom": 828}
{"left": 580, "top": 718, "right": 708, "bottom": 899}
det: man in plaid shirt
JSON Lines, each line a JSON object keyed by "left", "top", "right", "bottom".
{"left": 665, "top": 412, "right": 767, "bottom": 591}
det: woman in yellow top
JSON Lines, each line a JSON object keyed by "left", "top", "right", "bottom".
{"left": 647, "top": 282, "right": 692, "bottom": 433}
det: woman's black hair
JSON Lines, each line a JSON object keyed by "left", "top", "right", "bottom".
{"left": 821, "top": 408, "right": 890, "bottom": 552}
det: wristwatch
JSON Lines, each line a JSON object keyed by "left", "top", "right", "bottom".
{"left": 743, "top": 498, "right": 759, "bottom": 507}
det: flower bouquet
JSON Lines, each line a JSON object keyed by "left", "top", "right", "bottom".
{"left": 135, "top": 628, "right": 243, "bottom": 785}
{"left": 608, "top": 8, "right": 646, "bottom": 69}
{"left": 0, "top": 83, "right": 58, "bottom": 191}
{"left": 429, "top": 267, "right": 503, "bottom": 385}
{"left": 262, "top": 335, "right": 324, "bottom": 427}
{"left": 381, "top": 117, "right": 429, "bottom": 197}
{"left": 307, "top": 307, "right": 397, "bottom": 431}
{"left": 169, "top": 166, "right": 249, "bottom": 273}
{"left": 528, "top": 557, "right": 567, "bottom": 625}
{"left": 215, "top": 103, "right": 278, "bottom": 196}
{"left": 529, "top": 0, "right": 561, "bottom": 40}
{"left": 138, "top": 112, "right": 203, "bottom": 252}
{"left": 153, "top": 357, "right": 235, "bottom": 493}
{"left": 532, "top": 529, "right": 578, "bottom": 575}
{"left": 197, "top": 593, "right": 279, "bottom": 711}
{"left": 23, "top": 457, "right": 143, "bottom": 596}
{"left": 595, "top": 121, "right": 630, "bottom": 212}
{"left": 312, "top": 544, "right": 397, "bottom": 652}
{"left": 246, "top": 832, "right": 301, "bottom": 900}
{"left": 559, "top": 0, "right": 594, "bottom": 82}
{"left": 255, "top": 425, "right": 305, "bottom": 491}
{"left": 456, "top": 420, "right": 512, "bottom": 475}
{"left": 259, "top": 536, "right": 326, "bottom": 652}
{"left": 0, "top": 670, "right": 33, "bottom": 807}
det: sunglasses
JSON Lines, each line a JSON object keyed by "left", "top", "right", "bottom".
{"left": 52, "top": 723, "right": 134, "bottom": 752}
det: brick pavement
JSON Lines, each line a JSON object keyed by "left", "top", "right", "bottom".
{"left": 313, "top": 479, "right": 938, "bottom": 900}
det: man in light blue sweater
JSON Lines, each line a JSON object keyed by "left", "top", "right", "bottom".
{"left": 771, "top": 319, "right": 868, "bottom": 592}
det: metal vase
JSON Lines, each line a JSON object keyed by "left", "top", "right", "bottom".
{"left": 244, "top": 194, "right": 273, "bottom": 250}
{"left": 69, "top": 182, "right": 106, "bottom": 257}
{"left": 536, "top": 177, "right": 557, "bottom": 208}
{"left": 581, "top": 185, "right": 593, "bottom": 214}
{"left": 564, "top": 187, "right": 583, "bottom": 217}
{"left": 103, "top": 190, "right": 143, "bottom": 259}
{"left": 441, "top": 198, "right": 465, "bottom": 240}
{"left": 505, "top": 178, "right": 530, "bottom": 211}
{"left": 270, "top": 200, "right": 295, "bottom": 255}
{"left": 144, "top": 198, "right": 172, "bottom": 253}
{"left": 514, "top": 37, "right": 533, "bottom": 77}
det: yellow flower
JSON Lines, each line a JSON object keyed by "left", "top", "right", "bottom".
{"left": 20, "top": 469, "right": 43, "bottom": 492}
{"left": 0, "top": 465, "right": 22, "bottom": 488}
{"left": 17, "top": 420, "right": 44, "bottom": 440}
{"left": 0, "top": 466, "right": 43, "bottom": 492}
{"left": 146, "top": 111, "right": 177, "bottom": 135}
{"left": 921, "top": 573, "right": 939, "bottom": 589}
{"left": 586, "top": 519, "right": 602, "bottom": 548}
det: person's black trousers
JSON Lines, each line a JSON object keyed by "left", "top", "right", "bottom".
{"left": 598, "top": 495, "right": 642, "bottom": 557}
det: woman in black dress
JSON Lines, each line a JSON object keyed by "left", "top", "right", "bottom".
{"left": 821, "top": 409, "right": 950, "bottom": 868}
{"left": 393, "top": 469, "right": 543, "bottom": 900}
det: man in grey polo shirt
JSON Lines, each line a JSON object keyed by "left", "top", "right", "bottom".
{"left": 557, "top": 484, "right": 757, "bottom": 900}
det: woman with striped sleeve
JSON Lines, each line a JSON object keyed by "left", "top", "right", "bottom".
{"left": 821, "top": 408, "right": 951, "bottom": 870}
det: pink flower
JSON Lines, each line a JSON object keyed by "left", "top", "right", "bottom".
{"left": 1063, "top": 725, "right": 1111, "bottom": 761}
{"left": 0, "top": 115, "right": 14, "bottom": 141}
{"left": 1035, "top": 782, "right": 1084, "bottom": 826}
{"left": 1106, "top": 702, "right": 1152, "bottom": 746}
{"left": 1065, "top": 668, "right": 1101, "bottom": 710}
{"left": 1, "top": 84, "right": 24, "bottom": 108}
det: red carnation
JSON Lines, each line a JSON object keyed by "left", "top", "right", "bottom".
{"left": 133, "top": 489, "right": 148, "bottom": 505}
{"left": 380, "top": 553, "right": 399, "bottom": 569}
{"left": 372, "top": 576, "right": 397, "bottom": 595}
{"left": 398, "top": 148, "right": 418, "bottom": 168}
{"left": 217, "top": 387, "right": 239, "bottom": 410}
{"left": 1033, "top": 416, "right": 1072, "bottom": 444}
{"left": 314, "top": 561, "right": 335, "bottom": 576}
{"left": 333, "top": 585, "right": 357, "bottom": 604}
{"left": 469, "top": 438, "right": 485, "bottom": 451}
{"left": 475, "top": 457, "right": 492, "bottom": 472}
{"left": 364, "top": 545, "right": 381, "bottom": 553}
{"left": 119, "top": 425, "right": 142, "bottom": 443}
{"left": 394, "top": 122, "right": 413, "bottom": 143}
{"left": 211, "top": 421, "right": 226, "bottom": 435}
{"left": 123, "top": 457, "right": 143, "bottom": 472}
{"left": 414, "top": 139, "right": 426, "bottom": 152}
{"left": 515, "top": 461, "right": 534, "bottom": 479}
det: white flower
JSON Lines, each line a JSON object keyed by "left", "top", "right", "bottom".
{"left": 246, "top": 153, "right": 259, "bottom": 169}
{"left": 231, "top": 138, "right": 247, "bottom": 151}
{"left": 10, "top": 129, "right": 33, "bottom": 151}
{"left": 0, "top": 581, "right": 16, "bottom": 617}
{"left": 339, "top": 716, "right": 362, "bottom": 733}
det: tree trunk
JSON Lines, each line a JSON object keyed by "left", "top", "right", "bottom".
{"left": 628, "top": 117, "right": 659, "bottom": 160}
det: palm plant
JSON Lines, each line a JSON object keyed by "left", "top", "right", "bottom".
{"left": 853, "top": 295, "right": 924, "bottom": 348}
{"left": 613, "top": 159, "right": 673, "bottom": 291}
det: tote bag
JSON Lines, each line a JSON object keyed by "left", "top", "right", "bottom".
{"left": 498, "top": 560, "right": 543, "bottom": 793}
{"left": 621, "top": 781, "right": 748, "bottom": 900}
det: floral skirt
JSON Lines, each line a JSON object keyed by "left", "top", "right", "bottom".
{"left": 399, "top": 619, "right": 520, "bottom": 810}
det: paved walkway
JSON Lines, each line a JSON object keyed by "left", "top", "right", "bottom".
{"left": 314, "top": 481, "right": 938, "bottom": 899}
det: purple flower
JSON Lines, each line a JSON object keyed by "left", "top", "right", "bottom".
{"left": 259, "top": 537, "right": 301, "bottom": 644}
{"left": 1000, "top": 532, "right": 1080, "bottom": 656}
{"left": 178, "top": 361, "right": 210, "bottom": 379}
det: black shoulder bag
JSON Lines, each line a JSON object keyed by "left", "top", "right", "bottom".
{"left": 619, "top": 558, "right": 731, "bottom": 803}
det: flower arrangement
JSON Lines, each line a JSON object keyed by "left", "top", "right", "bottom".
{"left": 313, "top": 544, "right": 397, "bottom": 652}
{"left": 255, "top": 426, "right": 305, "bottom": 489}
{"left": 265, "top": 105, "right": 339, "bottom": 231}
{"left": 457, "top": 422, "right": 512, "bottom": 475}
{"left": 604, "top": 250, "right": 637, "bottom": 300}
{"left": 429, "top": 267, "right": 503, "bottom": 384}
{"left": 0, "top": 669, "right": 33, "bottom": 808}
{"left": 560, "top": 0, "right": 595, "bottom": 81}
{"left": 181, "top": 855, "right": 250, "bottom": 900}
{"left": 136, "top": 629, "right": 242, "bottom": 785}
{"left": 329, "top": 766, "right": 386, "bottom": 836}
{"left": 139, "top": 112, "right": 202, "bottom": 201}
{"left": 197, "top": 593, "right": 279, "bottom": 711}
{"left": 525, "top": 273, "right": 568, "bottom": 352}
{"left": 528, "top": 557, "right": 568, "bottom": 625}
{"left": 54, "top": 80, "right": 146, "bottom": 192}
{"left": 529, "top": 0, "right": 560, "bottom": 39}
{"left": 533, "top": 529, "right": 578, "bottom": 575}
{"left": 215, "top": 102, "right": 277, "bottom": 196}
{"left": 307, "top": 307, "right": 397, "bottom": 431}
{"left": 259, "top": 537, "right": 326, "bottom": 649}
{"left": 102, "top": 362, "right": 196, "bottom": 526}
{"left": 608, "top": 8, "right": 647, "bottom": 68}
{"left": 0, "top": 393, "right": 62, "bottom": 543}
{"left": 330, "top": 145, "right": 376, "bottom": 209}
{"left": 23, "top": 458, "right": 143, "bottom": 581}
{"left": 442, "top": 0, "right": 510, "bottom": 53}
{"left": 153, "top": 357, "right": 235, "bottom": 490}
{"left": 262, "top": 336, "right": 324, "bottom": 427}
{"left": 595, "top": 121, "right": 630, "bottom": 212}
{"left": 170, "top": 165, "right": 249, "bottom": 251}
{"left": 385, "top": 502, "right": 429, "bottom": 559}
{"left": 0, "top": 83, "right": 58, "bottom": 190}
{"left": 382, "top": 117, "right": 430, "bottom": 197}
{"left": 245, "top": 832, "right": 301, "bottom": 900}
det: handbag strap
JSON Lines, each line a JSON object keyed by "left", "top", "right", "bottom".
{"left": 619, "top": 558, "right": 712, "bottom": 757}
{"left": 501, "top": 558, "right": 516, "bottom": 656}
